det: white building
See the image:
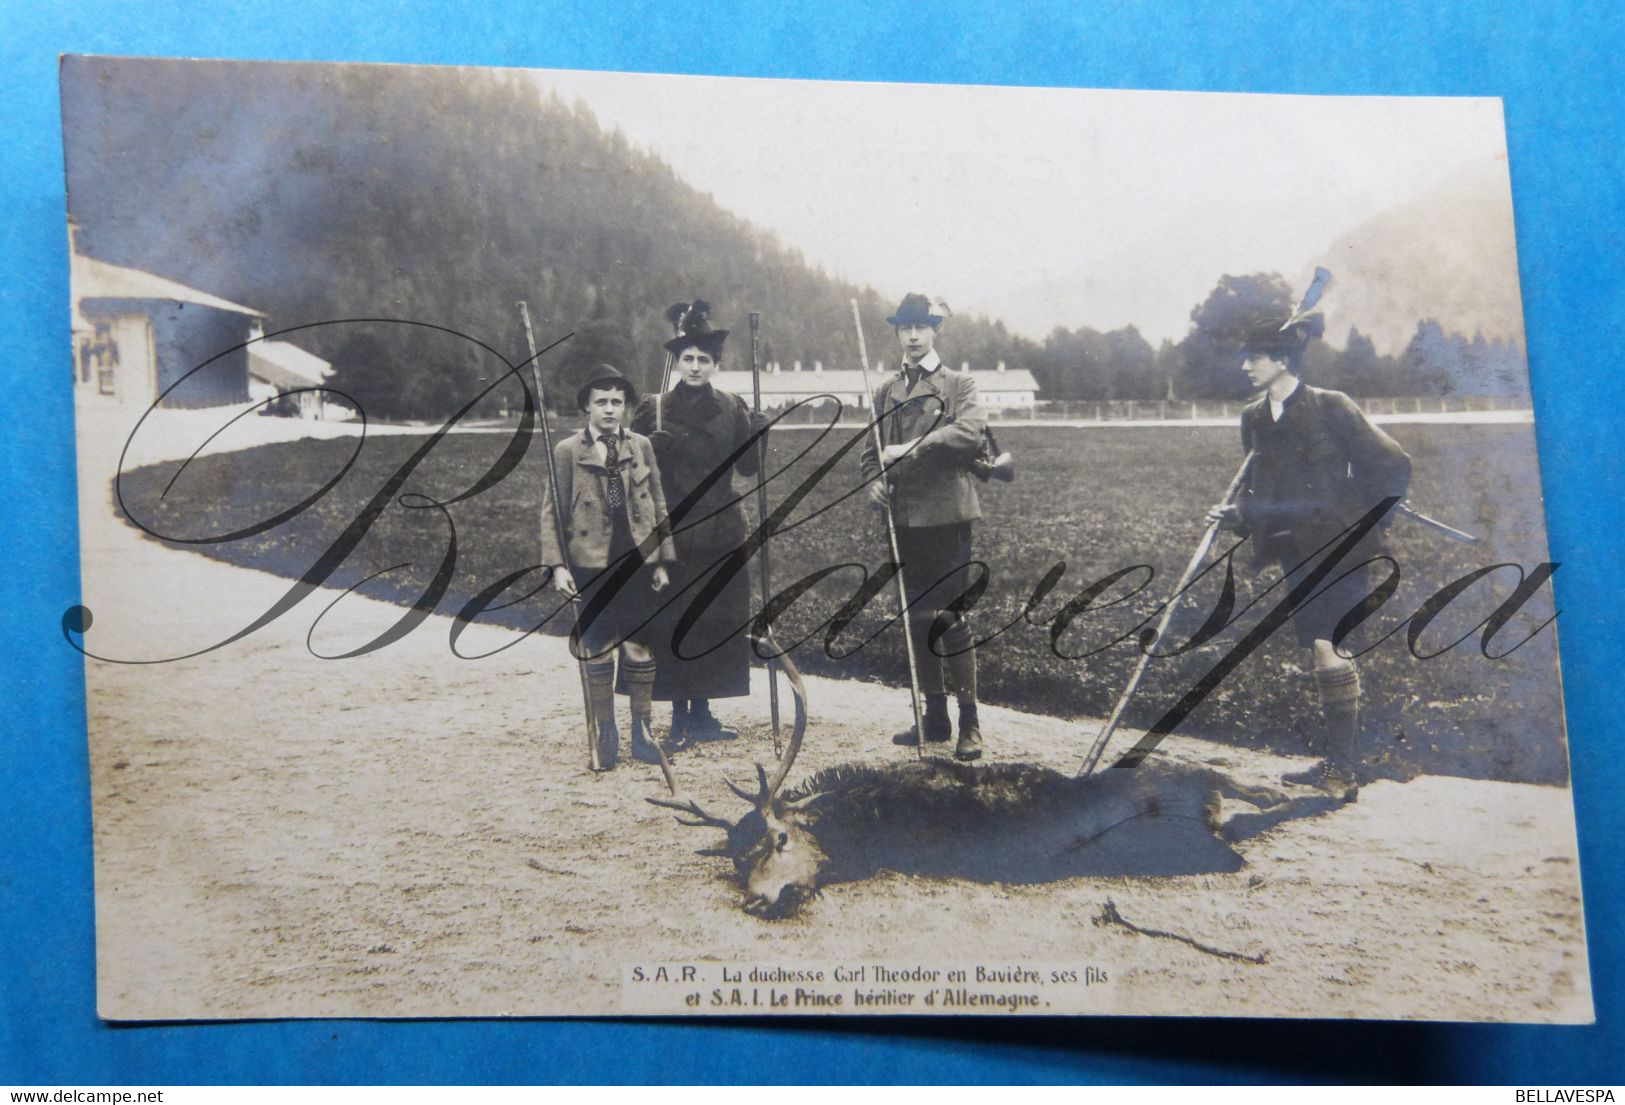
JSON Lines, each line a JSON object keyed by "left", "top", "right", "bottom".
{"left": 72, "top": 239, "right": 266, "bottom": 411}
{"left": 710, "top": 361, "right": 1039, "bottom": 414}
{"left": 248, "top": 340, "right": 336, "bottom": 419}
{"left": 70, "top": 219, "right": 333, "bottom": 417}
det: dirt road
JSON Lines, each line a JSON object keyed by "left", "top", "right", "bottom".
{"left": 74, "top": 401, "right": 1591, "bottom": 1021}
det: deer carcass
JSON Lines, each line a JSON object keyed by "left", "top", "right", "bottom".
{"left": 649, "top": 664, "right": 1290, "bottom": 919}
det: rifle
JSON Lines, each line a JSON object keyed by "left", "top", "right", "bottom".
{"left": 1397, "top": 501, "right": 1480, "bottom": 543}
{"left": 519, "top": 301, "right": 601, "bottom": 772}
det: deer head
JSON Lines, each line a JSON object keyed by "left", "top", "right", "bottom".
{"left": 647, "top": 643, "right": 821, "bottom": 918}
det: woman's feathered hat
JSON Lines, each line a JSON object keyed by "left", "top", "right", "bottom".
{"left": 1240, "top": 268, "right": 1331, "bottom": 358}
{"left": 662, "top": 299, "right": 729, "bottom": 358}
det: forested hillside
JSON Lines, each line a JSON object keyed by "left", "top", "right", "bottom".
{"left": 63, "top": 59, "right": 1521, "bottom": 416}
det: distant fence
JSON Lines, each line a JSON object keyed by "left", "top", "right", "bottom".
{"left": 1021, "top": 394, "right": 1530, "bottom": 422}
{"left": 514, "top": 392, "right": 1533, "bottom": 433}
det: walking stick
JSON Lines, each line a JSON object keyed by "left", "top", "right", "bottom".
{"left": 851, "top": 298, "right": 927, "bottom": 759}
{"left": 519, "top": 300, "right": 601, "bottom": 772}
{"left": 1077, "top": 451, "right": 1256, "bottom": 778}
{"left": 747, "top": 311, "right": 784, "bottom": 755}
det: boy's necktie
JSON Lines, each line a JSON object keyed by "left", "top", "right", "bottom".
{"left": 602, "top": 434, "right": 625, "bottom": 513}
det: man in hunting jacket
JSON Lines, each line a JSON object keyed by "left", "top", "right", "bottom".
{"left": 1208, "top": 306, "right": 1412, "bottom": 802}
{"left": 861, "top": 293, "right": 988, "bottom": 761}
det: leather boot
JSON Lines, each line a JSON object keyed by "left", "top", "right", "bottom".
{"left": 667, "top": 699, "right": 690, "bottom": 748}
{"left": 954, "top": 701, "right": 983, "bottom": 761}
{"left": 684, "top": 699, "right": 739, "bottom": 743}
{"left": 1282, "top": 661, "right": 1360, "bottom": 803}
{"left": 893, "top": 693, "right": 951, "bottom": 745}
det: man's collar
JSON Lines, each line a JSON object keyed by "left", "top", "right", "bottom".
{"left": 904, "top": 350, "right": 943, "bottom": 376}
{"left": 581, "top": 426, "right": 627, "bottom": 444}
{"left": 1268, "top": 377, "right": 1302, "bottom": 412}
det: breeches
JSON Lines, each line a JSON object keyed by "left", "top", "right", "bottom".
{"left": 569, "top": 559, "right": 658, "bottom": 657}
{"left": 894, "top": 522, "right": 977, "bottom": 693}
{"left": 1269, "top": 539, "right": 1383, "bottom": 650}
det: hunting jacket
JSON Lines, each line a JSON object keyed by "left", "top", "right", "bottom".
{"left": 540, "top": 427, "right": 677, "bottom": 570}
{"left": 1236, "top": 383, "right": 1412, "bottom": 562}
{"left": 860, "top": 359, "right": 987, "bottom": 529}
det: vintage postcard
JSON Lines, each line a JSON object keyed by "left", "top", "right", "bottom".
{"left": 61, "top": 57, "right": 1590, "bottom": 1021}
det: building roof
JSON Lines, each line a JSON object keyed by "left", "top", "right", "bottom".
{"left": 711, "top": 367, "right": 1040, "bottom": 397}
{"left": 248, "top": 341, "right": 332, "bottom": 391}
{"left": 712, "top": 370, "right": 869, "bottom": 396}
{"left": 73, "top": 252, "right": 266, "bottom": 323}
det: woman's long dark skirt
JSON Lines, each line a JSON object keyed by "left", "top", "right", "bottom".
{"left": 643, "top": 548, "right": 754, "bottom": 701}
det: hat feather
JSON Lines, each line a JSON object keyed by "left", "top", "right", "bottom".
{"left": 1282, "top": 267, "right": 1332, "bottom": 329}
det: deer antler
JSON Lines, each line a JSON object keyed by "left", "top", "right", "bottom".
{"left": 645, "top": 741, "right": 734, "bottom": 831}
{"left": 755, "top": 640, "right": 811, "bottom": 806}
{"left": 648, "top": 644, "right": 812, "bottom": 823}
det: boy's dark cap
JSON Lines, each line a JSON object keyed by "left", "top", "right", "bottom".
{"left": 576, "top": 364, "right": 638, "bottom": 410}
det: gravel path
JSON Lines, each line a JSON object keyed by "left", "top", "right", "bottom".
{"left": 73, "top": 399, "right": 1590, "bottom": 1022}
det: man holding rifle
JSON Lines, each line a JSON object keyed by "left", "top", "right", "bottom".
{"left": 1206, "top": 287, "right": 1411, "bottom": 803}
{"left": 861, "top": 293, "right": 988, "bottom": 761}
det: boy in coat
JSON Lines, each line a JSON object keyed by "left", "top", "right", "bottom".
{"left": 542, "top": 364, "right": 676, "bottom": 770}
{"left": 861, "top": 293, "right": 988, "bottom": 761}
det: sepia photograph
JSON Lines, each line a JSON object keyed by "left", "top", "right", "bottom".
{"left": 59, "top": 57, "right": 1589, "bottom": 1022}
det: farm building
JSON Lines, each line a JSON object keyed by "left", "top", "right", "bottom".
{"left": 69, "top": 222, "right": 339, "bottom": 419}
{"left": 247, "top": 340, "right": 337, "bottom": 419}
{"left": 71, "top": 231, "right": 266, "bottom": 411}
{"left": 710, "top": 361, "right": 1039, "bottom": 413}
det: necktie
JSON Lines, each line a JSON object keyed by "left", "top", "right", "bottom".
{"left": 603, "top": 434, "right": 626, "bottom": 514}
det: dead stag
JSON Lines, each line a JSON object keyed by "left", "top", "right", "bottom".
{"left": 649, "top": 664, "right": 1299, "bottom": 919}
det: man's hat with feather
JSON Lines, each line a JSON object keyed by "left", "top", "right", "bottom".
{"left": 1240, "top": 268, "right": 1331, "bottom": 360}
{"left": 663, "top": 299, "right": 729, "bottom": 358}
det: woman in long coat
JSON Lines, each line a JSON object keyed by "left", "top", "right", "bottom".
{"left": 631, "top": 300, "right": 768, "bottom": 744}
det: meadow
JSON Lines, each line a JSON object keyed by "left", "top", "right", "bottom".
{"left": 117, "top": 417, "right": 1567, "bottom": 785}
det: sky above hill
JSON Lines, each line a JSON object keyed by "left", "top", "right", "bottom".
{"left": 528, "top": 69, "right": 1520, "bottom": 352}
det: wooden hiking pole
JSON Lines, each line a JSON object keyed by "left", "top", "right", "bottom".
{"left": 1078, "top": 451, "right": 1256, "bottom": 778}
{"left": 747, "top": 311, "right": 786, "bottom": 756}
{"left": 851, "top": 298, "right": 926, "bottom": 759}
{"left": 519, "top": 300, "right": 601, "bottom": 772}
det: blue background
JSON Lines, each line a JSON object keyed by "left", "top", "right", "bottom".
{"left": 3, "top": 0, "right": 1621, "bottom": 1086}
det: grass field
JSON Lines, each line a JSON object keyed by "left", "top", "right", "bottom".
{"left": 117, "top": 418, "right": 1568, "bottom": 785}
